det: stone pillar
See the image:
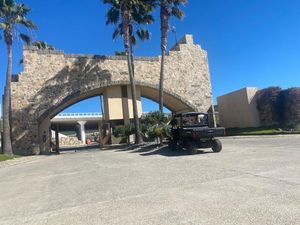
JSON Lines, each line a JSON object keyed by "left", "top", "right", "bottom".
{"left": 38, "top": 117, "right": 51, "bottom": 155}
{"left": 55, "top": 125, "right": 60, "bottom": 153}
{"left": 121, "top": 85, "right": 130, "bottom": 125}
{"left": 77, "top": 121, "right": 87, "bottom": 145}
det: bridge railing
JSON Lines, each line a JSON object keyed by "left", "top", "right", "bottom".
{"left": 54, "top": 112, "right": 102, "bottom": 118}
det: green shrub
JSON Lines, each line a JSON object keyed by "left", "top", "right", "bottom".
{"left": 113, "top": 124, "right": 135, "bottom": 143}
{"left": 141, "top": 111, "right": 171, "bottom": 143}
{"left": 145, "top": 124, "right": 171, "bottom": 144}
{"left": 141, "top": 111, "right": 171, "bottom": 127}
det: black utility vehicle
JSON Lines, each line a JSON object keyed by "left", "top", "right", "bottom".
{"left": 168, "top": 112, "right": 225, "bottom": 154}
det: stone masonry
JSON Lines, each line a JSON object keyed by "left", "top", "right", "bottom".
{"left": 11, "top": 34, "right": 213, "bottom": 155}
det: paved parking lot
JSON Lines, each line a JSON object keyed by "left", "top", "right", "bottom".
{"left": 0, "top": 136, "right": 300, "bottom": 225}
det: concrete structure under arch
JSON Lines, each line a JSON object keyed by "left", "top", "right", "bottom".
{"left": 11, "top": 34, "right": 214, "bottom": 155}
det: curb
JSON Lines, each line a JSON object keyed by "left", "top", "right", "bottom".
{"left": 219, "top": 134, "right": 300, "bottom": 139}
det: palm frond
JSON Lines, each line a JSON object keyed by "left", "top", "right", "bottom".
{"left": 0, "top": 22, "right": 6, "bottom": 29}
{"left": 131, "top": 35, "right": 137, "bottom": 46}
{"left": 32, "top": 41, "right": 54, "bottom": 50}
{"left": 19, "top": 18, "right": 37, "bottom": 29}
{"left": 112, "top": 27, "right": 120, "bottom": 39}
{"left": 0, "top": 0, "right": 15, "bottom": 8}
{"left": 172, "top": 0, "right": 187, "bottom": 6}
{"left": 171, "top": 6, "right": 184, "bottom": 19}
{"left": 136, "top": 29, "right": 150, "bottom": 41}
{"left": 106, "top": 7, "right": 120, "bottom": 25}
{"left": 0, "top": 1, "right": 37, "bottom": 44}
{"left": 19, "top": 33, "right": 31, "bottom": 45}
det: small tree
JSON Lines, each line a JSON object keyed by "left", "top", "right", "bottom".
{"left": 141, "top": 111, "right": 171, "bottom": 144}
{"left": 141, "top": 111, "right": 170, "bottom": 126}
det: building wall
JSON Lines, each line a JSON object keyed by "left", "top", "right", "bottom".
{"left": 10, "top": 34, "right": 213, "bottom": 155}
{"left": 103, "top": 85, "right": 142, "bottom": 121}
{"left": 217, "top": 87, "right": 261, "bottom": 128}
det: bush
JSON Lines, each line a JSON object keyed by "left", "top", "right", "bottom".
{"left": 141, "top": 111, "right": 171, "bottom": 127}
{"left": 141, "top": 111, "right": 171, "bottom": 143}
{"left": 256, "top": 87, "right": 300, "bottom": 128}
{"left": 256, "top": 87, "right": 282, "bottom": 126}
{"left": 113, "top": 124, "right": 135, "bottom": 143}
{"left": 278, "top": 88, "right": 300, "bottom": 128}
{"left": 145, "top": 124, "right": 171, "bottom": 144}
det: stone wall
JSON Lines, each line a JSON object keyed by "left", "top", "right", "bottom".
{"left": 58, "top": 137, "right": 83, "bottom": 147}
{"left": 11, "top": 34, "right": 213, "bottom": 155}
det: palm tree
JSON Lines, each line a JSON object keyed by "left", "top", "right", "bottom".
{"left": 158, "top": 0, "right": 186, "bottom": 116}
{"left": 103, "top": 0, "right": 155, "bottom": 144}
{"left": 0, "top": 0, "right": 37, "bottom": 155}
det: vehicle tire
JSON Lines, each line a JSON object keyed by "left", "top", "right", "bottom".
{"left": 168, "top": 141, "right": 177, "bottom": 151}
{"left": 186, "top": 141, "right": 198, "bottom": 155}
{"left": 212, "top": 139, "right": 222, "bottom": 152}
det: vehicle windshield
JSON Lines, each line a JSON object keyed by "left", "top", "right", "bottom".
{"left": 172, "top": 114, "right": 208, "bottom": 127}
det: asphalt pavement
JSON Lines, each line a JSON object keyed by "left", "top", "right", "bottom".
{"left": 0, "top": 135, "right": 299, "bottom": 225}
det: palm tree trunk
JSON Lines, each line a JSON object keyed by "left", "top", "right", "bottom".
{"left": 130, "top": 44, "right": 135, "bottom": 77}
{"left": 126, "top": 50, "right": 142, "bottom": 144}
{"left": 98, "top": 95, "right": 104, "bottom": 147}
{"left": 159, "top": 48, "right": 166, "bottom": 114}
{"left": 3, "top": 43, "right": 13, "bottom": 155}
{"left": 159, "top": 2, "right": 169, "bottom": 117}
{"left": 121, "top": 7, "right": 142, "bottom": 144}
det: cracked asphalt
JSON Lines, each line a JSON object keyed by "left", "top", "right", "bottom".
{"left": 0, "top": 136, "right": 299, "bottom": 225}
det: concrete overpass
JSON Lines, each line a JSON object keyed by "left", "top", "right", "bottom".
{"left": 51, "top": 113, "right": 102, "bottom": 145}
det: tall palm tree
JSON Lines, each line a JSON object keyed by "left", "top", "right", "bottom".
{"left": 159, "top": 0, "right": 186, "bottom": 115}
{"left": 0, "top": 0, "right": 37, "bottom": 155}
{"left": 103, "top": 0, "right": 155, "bottom": 144}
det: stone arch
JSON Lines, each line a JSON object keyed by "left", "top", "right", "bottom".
{"left": 11, "top": 34, "right": 214, "bottom": 155}
{"left": 36, "top": 81, "right": 195, "bottom": 155}
{"left": 38, "top": 81, "right": 196, "bottom": 122}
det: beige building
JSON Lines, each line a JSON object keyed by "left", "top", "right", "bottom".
{"left": 103, "top": 85, "right": 142, "bottom": 123}
{"left": 217, "top": 87, "right": 261, "bottom": 128}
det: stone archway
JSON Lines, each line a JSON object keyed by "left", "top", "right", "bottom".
{"left": 11, "top": 34, "right": 214, "bottom": 155}
{"left": 36, "top": 82, "right": 196, "bottom": 154}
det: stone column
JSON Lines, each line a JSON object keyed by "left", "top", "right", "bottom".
{"left": 77, "top": 121, "right": 87, "bottom": 145}
{"left": 38, "top": 117, "right": 51, "bottom": 155}
{"left": 55, "top": 125, "right": 60, "bottom": 153}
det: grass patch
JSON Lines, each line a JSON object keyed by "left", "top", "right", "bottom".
{"left": 0, "top": 154, "right": 20, "bottom": 162}
{"left": 226, "top": 126, "right": 300, "bottom": 136}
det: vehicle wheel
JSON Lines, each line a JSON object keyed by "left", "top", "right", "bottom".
{"left": 168, "top": 141, "right": 177, "bottom": 151}
{"left": 212, "top": 139, "right": 222, "bottom": 152}
{"left": 186, "top": 141, "right": 198, "bottom": 155}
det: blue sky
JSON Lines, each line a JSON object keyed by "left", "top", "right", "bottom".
{"left": 1, "top": 0, "right": 300, "bottom": 113}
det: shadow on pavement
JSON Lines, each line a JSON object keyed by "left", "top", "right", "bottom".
{"left": 139, "top": 145, "right": 214, "bottom": 157}
{"left": 60, "top": 144, "right": 100, "bottom": 152}
{"left": 58, "top": 142, "right": 214, "bottom": 157}
{"left": 113, "top": 142, "right": 214, "bottom": 157}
